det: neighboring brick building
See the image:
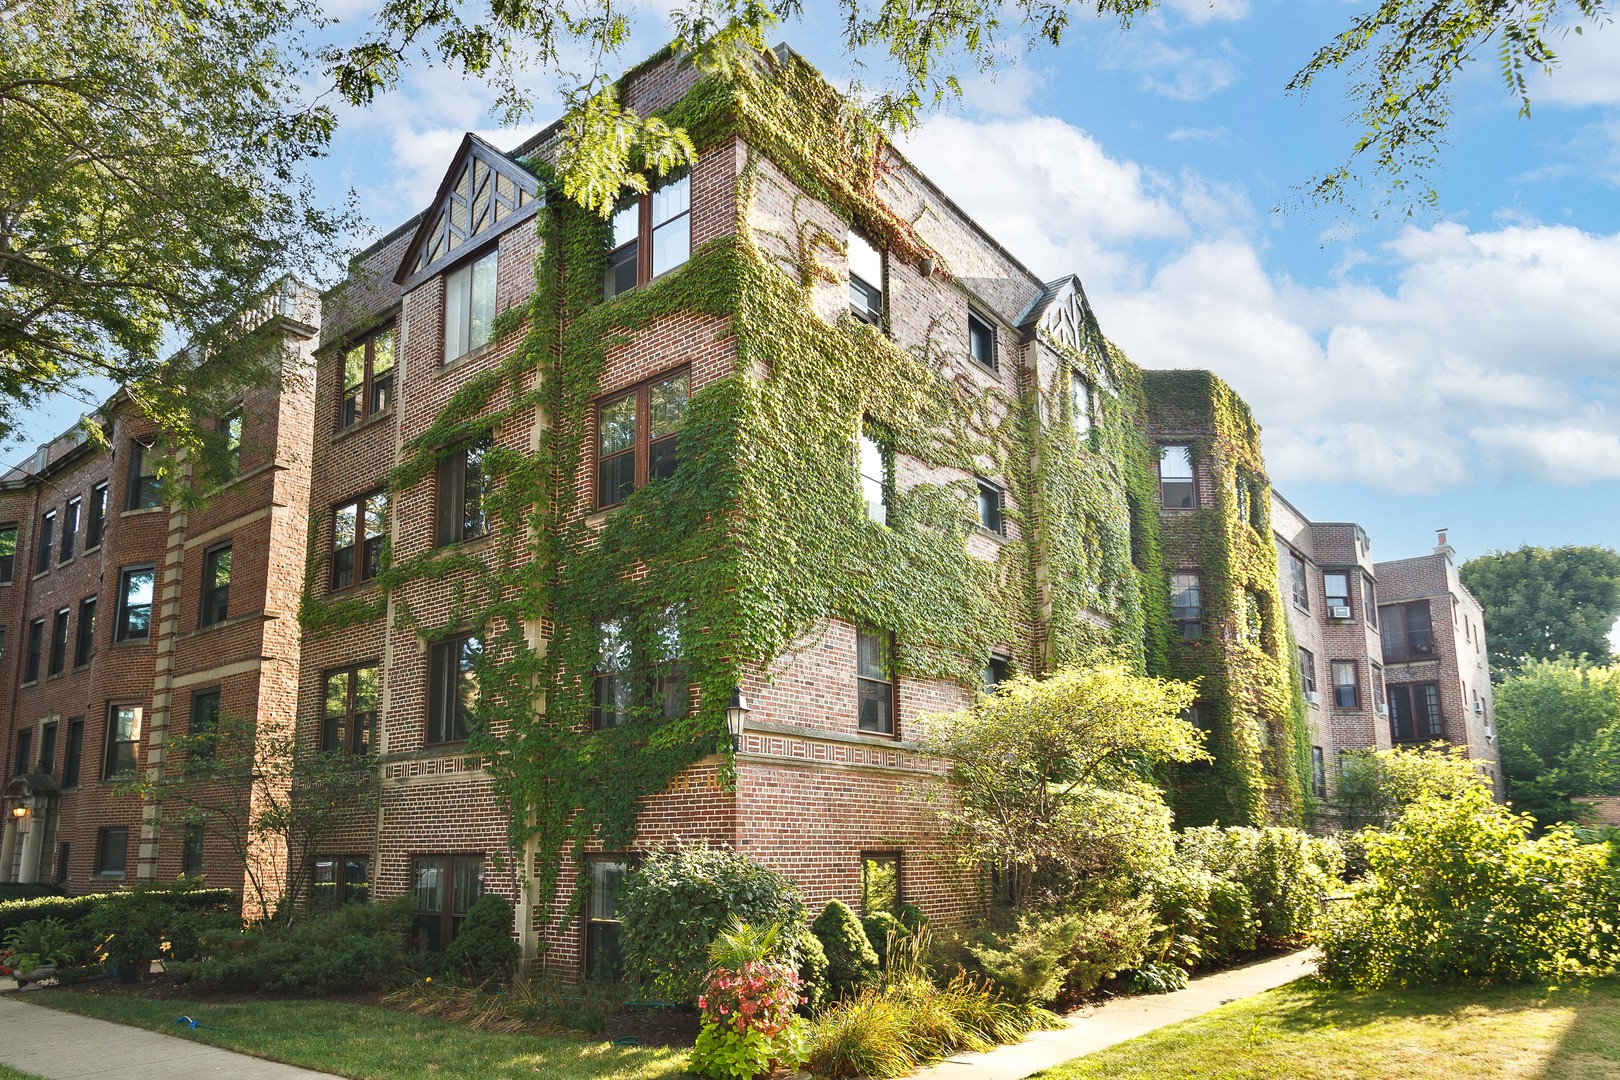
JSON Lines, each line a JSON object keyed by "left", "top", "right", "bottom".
{"left": 1271, "top": 499, "right": 1504, "bottom": 811}
{"left": 0, "top": 286, "right": 318, "bottom": 899}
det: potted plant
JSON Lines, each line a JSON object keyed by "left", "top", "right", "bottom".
{"left": 2, "top": 917, "right": 80, "bottom": 986}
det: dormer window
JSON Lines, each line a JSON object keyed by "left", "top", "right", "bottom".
{"left": 411, "top": 149, "right": 535, "bottom": 276}
{"left": 604, "top": 173, "right": 692, "bottom": 300}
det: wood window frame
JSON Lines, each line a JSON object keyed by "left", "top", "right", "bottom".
{"left": 604, "top": 171, "right": 693, "bottom": 300}
{"left": 62, "top": 717, "right": 84, "bottom": 788}
{"left": 967, "top": 309, "right": 996, "bottom": 370}
{"left": 199, "top": 541, "right": 231, "bottom": 627}
{"left": 1286, "top": 548, "right": 1310, "bottom": 610}
{"left": 1322, "top": 570, "right": 1353, "bottom": 616}
{"left": 411, "top": 852, "right": 484, "bottom": 952}
{"left": 1380, "top": 601, "right": 1435, "bottom": 664}
{"left": 338, "top": 322, "right": 397, "bottom": 429}
{"left": 860, "top": 851, "right": 901, "bottom": 916}
{"left": 23, "top": 617, "right": 42, "bottom": 683}
{"left": 332, "top": 490, "right": 387, "bottom": 590}
{"left": 125, "top": 438, "right": 161, "bottom": 510}
{"left": 95, "top": 826, "right": 128, "bottom": 877}
{"left": 323, "top": 662, "right": 380, "bottom": 755}
{"left": 426, "top": 633, "right": 480, "bottom": 745}
{"left": 593, "top": 367, "right": 690, "bottom": 511}
{"left": 856, "top": 628, "right": 897, "bottom": 736}
{"left": 583, "top": 853, "right": 636, "bottom": 980}
{"left": 1389, "top": 681, "right": 1443, "bottom": 743}
{"left": 847, "top": 229, "right": 885, "bottom": 326}
{"left": 14, "top": 729, "right": 31, "bottom": 777}
{"left": 1170, "top": 571, "right": 1203, "bottom": 639}
{"left": 1157, "top": 444, "right": 1196, "bottom": 509}
{"left": 1311, "top": 747, "right": 1327, "bottom": 797}
{"left": 1298, "top": 646, "right": 1317, "bottom": 697}
{"left": 0, "top": 524, "right": 15, "bottom": 582}
{"left": 975, "top": 477, "right": 1005, "bottom": 536}
{"left": 435, "top": 438, "right": 492, "bottom": 546}
{"left": 85, "top": 482, "right": 107, "bottom": 549}
{"left": 103, "top": 701, "right": 142, "bottom": 780}
{"left": 115, "top": 564, "right": 156, "bottom": 642}
{"left": 312, "top": 854, "right": 372, "bottom": 908}
{"left": 188, "top": 687, "right": 221, "bottom": 763}
{"left": 1331, "top": 660, "right": 1359, "bottom": 709}
{"left": 47, "top": 607, "right": 68, "bottom": 677}
{"left": 442, "top": 247, "right": 499, "bottom": 364}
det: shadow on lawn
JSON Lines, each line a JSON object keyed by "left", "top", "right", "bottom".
{"left": 1536, "top": 981, "right": 1620, "bottom": 1080}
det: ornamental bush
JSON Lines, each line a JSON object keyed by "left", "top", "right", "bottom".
{"left": 812, "top": 899, "right": 878, "bottom": 1002}
{"left": 861, "top": 911, "right": 904, "bottom": 966}
{"left": 188, "top": 896, "right": 411, "bottom": 995}
{"left": 444, "top": 893, "right": 519, "bottom": 984}
{"left": 688, "top": 918, "right": 809, "bottom": 1080}
{"left": 618, "top": 841, "right": 824, "bottom": 1005}
{"left": 1178, "top": 825, "right": 1341, "bottom": 945}
{"left": 1317, "top": 785, "right": 1620, "bottom": 990}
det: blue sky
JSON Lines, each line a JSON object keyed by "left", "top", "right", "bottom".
{"left": 13, "top": 0, "right": 1619, "bottom": 568}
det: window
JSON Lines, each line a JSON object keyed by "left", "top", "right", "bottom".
{"left": 180, "top": 688, "right": 221, "bottom": 767}
{"left": 593, "top": 619, "right": 630, "bottom": 730}
{"left": 856, "top": 629, "right": 894, "bottom": 735}
{"left": 436, "top": 439, "right": 492, "bottom": 545}
{"left": 1389, "top": 682, "right": 1443, "bottom": 743}
{"left": 63, "top": 718, "right": 84, "bottom": 787}
{"left": 86, "top": 483, "right": 107, "bottom": 548}
{"left": 1381, "top": 601, "right": 1435, "bottom": 663}
{"left": 34, "top": 510, "right": 54, "bottom": 574}
{"left": 650, "top": 605, "right": 689, "bottom": 720}
{"left": 443, "top": 248, "right": 498, "bottom": 362}
{"left": 215, "top": 408, "right": 243, "bottom": 483}
{"left": 115, "top": 565, "right": 156, "bottom": 642}
{"left": 427, "top": 634, "right": 480, "bottom": 744}
{"left": 23, "top": 618, "right": 42, "bottom": 683}
{"left": 1170, "top": 572, "right": 1203, "bottom": 639}
{"left": 1286, "top": 549, "right": 1309, "bottom": 609}
{"left": 0, "top": 525, "right": 14, "bottom": 582}
{"left": 411, "top": 854, "right": 483, "bottom": 952}
{"left": 200, "top": 543, "right": 231, "bottom": 627}
{"left": 339, "top": 325, "right": 396, "bottom": 428}
{"left": 976, "top": 478, "right": 1004, "bottom": 535}
{"left": 1238, "top": 590, "right": 1264, "bottom": 643}
{"left": 331, "top": 491, "right": 387, "bottom": 590}
{"left": 1323, "top": 572, "right": 1352, "bottom": 615}
{"left": 1363, "top": 577, "right": 1378, "bottom": 629}
{"left": 968, "top": 310, "right": 995, "bottom": 370}
{"left": 74, "top": 596, "right": 95, "bottom": 667}
{"left": 858, "top": 428, "right": 892, "bottom": 526}
{"left": 1072, "top": 371, "right": 1093, "bottom": 439}
{"left": 1372, "top": 663, "right": 1386, "bottom": 713}
{"left": 312, "top": 855, "right": 372, "bottom": 907}
{"left": 592, "top": 610, "right": 686, "bottom": 729}
{"left": 39, "top": 722, "right": 57, "bottom": 776}
{"left": 847, "top": 230, "right": 884, "bottom": 325}
{"left": 182, "top": 825, "right": 205, "bottom": 877}
{"left": 47, "top": 608, "right": 68, "bottom": 676}
{"left": 323, "top": 664, "right": 380, "bottom": 754}
{"left": 14, "top": 729, "right": 31, "bottom": 776}
{"left": 1331, "top": 661, "right": 1359, "bottom": 709}
{"left": 60, "top": 497, "right": 79, "bottom": 562}
{"left": 1298, "top": 647, "right": 1317, "bottom": 698}
{"left": 126, "top": 438, "right": 161, "bottom": 509}
{"left": 604, "top": 173, "right": 691, "bottom": 300}
{"left": 1183, "top": 702, "right": 1211, "bottom": 732}
{"left": 1157, "top": 445, "right": 1195, "bottom": 509}
{"left": 861, "top": 852, "right": 900, "bottom": 916}
{"left": 95, "top": 827, "right": 128, "bottom": 876}
{"left": 595, "top": 369, "right": 688, "bottom": 509}
{"left": 585, "top": 857, "right": 628, "bottom": 979}
{"left": 1311, "top": 747, "right": 1327, "bottom": 797}
{"left": 983, "top": 655, "right": 1010, "bottom": 693}
{"left": 1233, "top": 474, "right": 1250, "bottom": 525}
{"left": 103, "top": 702, "right": 141, "bottom": 779}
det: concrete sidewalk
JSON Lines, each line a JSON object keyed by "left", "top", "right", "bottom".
{"left": 910, "top": 949, "right": 1316, "bottom": 1080}
{"left": 0, "top": 992, "right": 342, "bottom": 1080}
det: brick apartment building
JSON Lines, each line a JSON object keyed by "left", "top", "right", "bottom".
{"left": 0, "top": 286, "right": 319, "bottom": 892}
{"left": 5, "top": 46, "right": 1334, "bottom": 972}
{"left": 1271, "top": 496, "right": 1502, "bottom": 810}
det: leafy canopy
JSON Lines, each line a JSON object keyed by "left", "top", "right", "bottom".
{"left": 1334, "top": 743, "right": 1490, "bottom": 831}
{"left": 0, "top": 0, "right": 352, "bottom": 447}
{"left": 1496, "top": 658, "right": 1620, "bottom": 827}
{"left": 1461, "top": 545, "right": 1620, "bottom": 676}
{"left": 918, "top": 662, "right": 1203, "bottom": 910}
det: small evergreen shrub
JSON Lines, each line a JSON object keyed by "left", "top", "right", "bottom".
{"left": 861, "top": 911, "right": 904, "bottom": 966}
{"left": 812, "top": 899, "right": 878, "bottom": 1001}
{"left": 0, "top": 886, "right": 235, "bottom": 937}
{"left": 619, "top": 842, "right": 823, "bottom": 1004}
{"left": 0, "top": 884, "right": 65, "bottom": 903}
{"left": 444, "top": 893, "right": 519, "bottom": 984}
{"left": 189, "top": 897, "right": 411, "bottom": 995}
{"left": 967, "top": 898, "right": 1155, "bottom": 1004}
{"left": 896, "top": 903, "right": 929, "bottom": 934}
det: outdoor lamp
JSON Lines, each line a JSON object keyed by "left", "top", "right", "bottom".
{"left": 726, "top": 689, "right": 750, "bottom": 751}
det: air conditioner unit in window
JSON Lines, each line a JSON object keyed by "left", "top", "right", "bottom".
{"left": 1376, "top": 704, "right": 1388, "bottom": 717}
{"left": 1474, "top": 701, "right": 1484, "bottom": 716}
{"left": 1305, "top": 691, "right": 1320, "bottom": 705}
{"left": 1329, "top": 605, "right": 1352, "bottom": 619}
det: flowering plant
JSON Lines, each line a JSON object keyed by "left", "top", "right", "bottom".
{"left": 689, "top": 919, "right": 809, "bottom": 1080}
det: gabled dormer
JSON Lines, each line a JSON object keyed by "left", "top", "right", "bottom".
{"left": 395, "top": 134, "right": 543, "bottom": 290}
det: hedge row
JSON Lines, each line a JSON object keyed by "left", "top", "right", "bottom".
{"left": 0, "top": 887, "right": 237, "bottom": 936}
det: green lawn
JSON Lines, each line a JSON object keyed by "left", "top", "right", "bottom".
{"left": 30, "top": 992, "right": 692, "bottom": 1080}
{"left": 1040, "top": 977, "right": 1620, "bottom": 1080}
{"left": 0, "top": 1066, "right": 45, "bottom": 1080}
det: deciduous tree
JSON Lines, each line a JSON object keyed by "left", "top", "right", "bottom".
{"left": 1461, "top": 545, "right": 1620, "bottom": 676}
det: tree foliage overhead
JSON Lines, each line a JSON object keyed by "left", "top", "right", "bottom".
{"left": 1461, "top": 545, "right": 1620, "bottom": 676}
{"left": 1496, "top": 658, "right": 1620, "bottom": 826}
{"left": 0, "top": 0, "right": 351, "bottom": 446}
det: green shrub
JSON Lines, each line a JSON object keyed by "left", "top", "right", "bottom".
{"left": 1059, "top": 898, "right": 1155, "bottom": 998}
{"left": 861, "top": 911, "right": 904, "bottom": 965}
{"left": 443, "top": 893, "right": 519, "bottom": 984}
{"left": 0, "top": 884, "right": 65, "bottom": 903}
{"left": 812, "top": 899, "right": 878, "bottom": 1001}
{"left": 896, "top": 903, "right": 928, "bottom": 934}
{"left": 190, "top": 896, "right": 411, "bottom": 995}
{"left": 617, "top": 841, "right": 822, "bottom": 1004}
{"left": 1317, "top": 785, "right": 1619, "bottom": 990}
{"left": 1178, "top": 826, "right": 1340, "bottom": 946}
{"left": 0, "top": 886, "right": 235, "bottom": 938}
{"left": 1202, "top": 878, "right": 1258, "bottom": 962}
{"left": 965, "top": 912, "right": 1080, "bottom": 1006}
{"left": 1, "top": 916, "right": 80, "bottom": 975}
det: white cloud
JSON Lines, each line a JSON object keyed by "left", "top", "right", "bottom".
{"left": 1162, "top": 0, "right": 1250, "bottom": 25}
{"left": 1097, "top": 37, "right": 1239, "bottom": 102}
{"left": 1167, "top": 126, "right": 1230, "bottom": 142}
{"left": 1533, "top": 23, "right": 1620, "bottom": 107}
{"left": 902, "top": 112, "right": 1620, "bottom": 494}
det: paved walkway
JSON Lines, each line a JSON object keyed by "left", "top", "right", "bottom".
{"left": 0, "top": 990, "right": 342, "bottom": 1080}
{"left": 910, "top": 949, "right": 1316, "bottom": 1080}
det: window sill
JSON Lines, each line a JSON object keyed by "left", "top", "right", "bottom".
{"left": 109, "top": 637, "right": 152, "bottom": 649}
{"left": 0, "top": 580, "right": 11, "bottom": 588}
{"left": 179, "top": 611, "right": 263, "bottom": 641}
{"left": 434, "top": 532, "right": 497, "bottom": 555}
{"left": 327, "top": 578, "right": 381, "bottom": 599}
{"left": 439, "top": 340, "right": 497, "bottom": 373}
{"left": 332, "top": 408, "right": 394, "bottom": 443}
{"left": 31, "top": 570, "right": 49, "bottom": 581}
{"left": 122, "top": 505, "right": 165, "bottom": 518}
{"left": 83, "top": 544, "right": 101, "bottom": 556}
{"left": 20, "top": 679, "right": 37, "bottom": 688}
{"left": 975, "top": 526, "right": 1007, "bottom": 543}
{"left": 57, "top": 557, "right": 74, "bottom": 569}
